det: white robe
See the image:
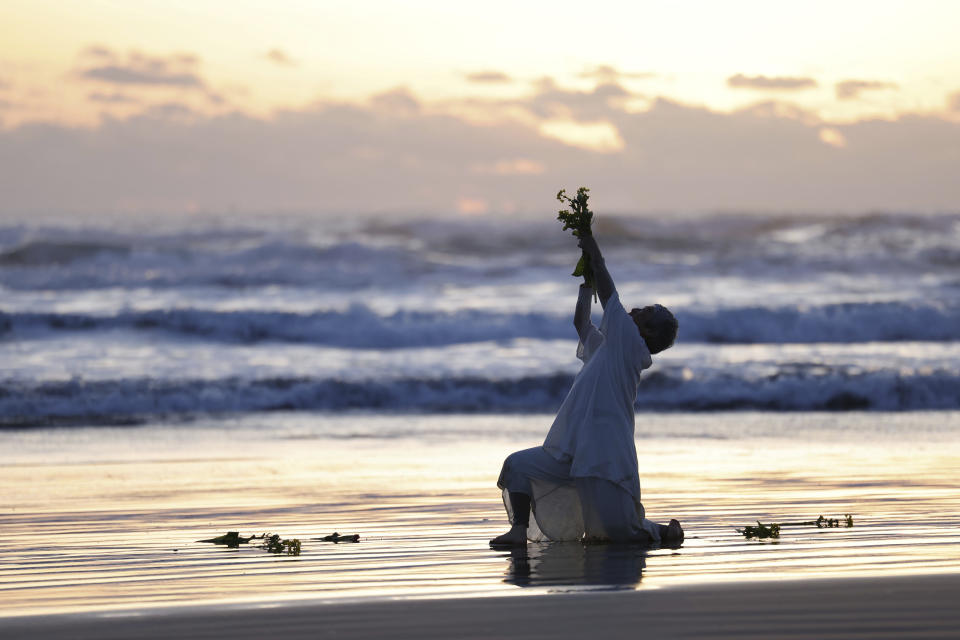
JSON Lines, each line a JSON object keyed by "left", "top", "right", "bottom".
{"left": 542, "top": 291, "right": 652, "bottom": 501}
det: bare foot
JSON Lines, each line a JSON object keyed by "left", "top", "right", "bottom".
{"left": 490, "top": 524, "right": 527, "bottom": 546}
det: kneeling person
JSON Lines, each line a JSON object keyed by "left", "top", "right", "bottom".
{"left": 491, "top": 234, "right": 682, "bottom": 546}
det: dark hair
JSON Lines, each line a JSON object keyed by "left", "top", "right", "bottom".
{"left": 643, "top": 304, "right": 678, "bottom": 354}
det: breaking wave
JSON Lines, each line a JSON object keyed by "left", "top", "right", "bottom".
{"left": 2, "top": 300, "right": 958, "bottom": 346}
{"left": 2, "top": 366, "right": 958, "bottom": 426}
{"left": 3, "top": 211, "right": 959, "bottom": 290}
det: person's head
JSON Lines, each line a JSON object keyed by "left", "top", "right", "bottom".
{"left": 629, "top": 304, "right": 678, "bottom": 354}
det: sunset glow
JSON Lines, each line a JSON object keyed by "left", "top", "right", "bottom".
{"left": 2, "top": 0, "right": 959, "bottom": 214}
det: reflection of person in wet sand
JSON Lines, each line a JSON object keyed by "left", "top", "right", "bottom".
{"left": 504, "top": 543, "right": 646, "bottom": 589}
{"left": 491, "top": 233, "right": 683, "bottom": 547}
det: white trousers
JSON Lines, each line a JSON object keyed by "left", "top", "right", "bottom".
{"left": 498, "top": 446, "right": 662, "bottom": 543}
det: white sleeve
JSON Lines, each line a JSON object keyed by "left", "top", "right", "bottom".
{"left": 576, "top": 325, "right": 604, "bottom": 363}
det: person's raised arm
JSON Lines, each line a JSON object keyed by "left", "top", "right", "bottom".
{"left": 578, "top": 235, "right": 616, "bottom": 308}
{"left": 573, "top": 283, "right": 595, "bottom": 342}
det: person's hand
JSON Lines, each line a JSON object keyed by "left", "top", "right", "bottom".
{"left": 578, "top": 235, "right": 598, "bottom": 254}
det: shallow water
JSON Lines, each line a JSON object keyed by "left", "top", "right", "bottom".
{"left": 2, "top": 411, "right": 959, "bottom": 617}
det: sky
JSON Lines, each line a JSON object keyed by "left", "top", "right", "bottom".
{"left": 1, "top": 0, "right": 959, "bottom": 216}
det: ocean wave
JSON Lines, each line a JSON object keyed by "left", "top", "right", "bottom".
{"left": 0, "top": 238, "right": 435, "bottom": 290}
{"left": 2, "top": 300, "right": 958, "bottom": 346}
{"left": 2, "top": 367, "right": 958, "bottom": 426}
{"left": 0, "top": 307, "right": 569, "bottom": 347}
{"left": 0, "top": 240, "right": 131, "bottom": 266}
{"left": 678, "top": 301, "right": 960, "bottom": 343}
{"left": 2, "top": 212, "right": 959, "bottom": 291}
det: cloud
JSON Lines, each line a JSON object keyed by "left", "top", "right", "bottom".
{"left": 141, "top": 102, "right": 196, "bottom": 120}
{"left": 82, "top": 45, "right": 115, "bottom": 59}
{"left": 83, "top": 66, "right": 200, "bottom": 87}
{"left": 836, "top": 80, "right": 898, "bottom": 100}
{"left": 77, "top": 47, "right": 205, "bottom": 88}
{"left": 88, "top": 91, "right": 140, "bottom": 104}
{"left": 539, "top": 119, "right": 624, "bottom": 152}
{"left": 947, "top": 91, "right": 960, "bottom": 112}
{"left": 464, "top": 71, "right": 512, "bottom": 84}
{"left": 265, "top": 49, "right": 297, "bottom": 66}
{"left": 818, "top": 127, "right": 847, "bottom": 148}
{"left": 526, "top": 80, "right": 633, "bottom": 121}
{"left": 734, "top": 100, "right": 819, "bottom": 125}
{"left": 579, "top": 65, "right": 654, "bottom": 83}
{"left": 369, "top": 87, "right": 420, "bottom": 115}
{"left": 2, "top": 86, "right": 959, "bottom": 215}
{"left": 0, "top": 99, "right": 12, "bottom": 110}
{"left": 471, "top": 158, "right": 546, "bottom": 175}
{"left": 456, "top": 197, "right": 488, "bottom": 215}
{"left": 0, "top": 78, "right": 9, "bottom": 91}
{"left": 727, "top": 74, "right": 817, "bottom": 91}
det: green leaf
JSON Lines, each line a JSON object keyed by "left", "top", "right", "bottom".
{"left": 572, "top": 255, "right": 586, "bottom": 277}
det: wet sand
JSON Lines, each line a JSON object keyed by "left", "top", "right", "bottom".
{"left": 2, "top": 412, "right": 959, "bottom": 625}
{"left": 4, "top": 573, "right": 960, "bottom": 639}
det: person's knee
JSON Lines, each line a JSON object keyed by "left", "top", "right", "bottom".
{"left": 499, "top": 451, "right": 532, "bottom": 494}
{"left": 505, "top": 449, "right": 536, "bottom": 476}
{"left": 499, "top": 453, "right": 514, "bottom": 481}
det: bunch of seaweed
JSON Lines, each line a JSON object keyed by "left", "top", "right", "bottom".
{"left": 258, "top": 534, "right": 302, "bottom": 555}
{"left": 737, "top": 514, "right": 854, "bottom": 539}
{"left": 198, "top": 530, "right": 359, "bottom": 555}
{"left": 197, "top": 531, "right": 255, "bottom": 548}
{"left": 738, "top": 521, "right": 781, "bottom": 539}
{"left": 198, "top": 531, "right": 302, "bottom": 555}
{"left": 317, "top": 532, "right": 360, "bottom": 543}
{"left": 197, "top": 531, "right": 360, "bottom": 556}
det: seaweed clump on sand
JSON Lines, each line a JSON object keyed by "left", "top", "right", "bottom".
{"left": 197, "top": 531, "right": 302, "bottom": 555}
{"left": 737, "top": 521, "right": 781, "bottom": 539}
{"left": 198, "top": 530, "right": 361, "bottom": 554}
{"left": 197, "top": 531, "right": 255, "bottom": 547}
{"left": 318, "top": 532, "right": 360, "bottom": 543}
{"left": 737, "top": 514, "right": 854, "bottom": 539}
{"left": 258, "top": 534, "right": 302, "bottom": 555}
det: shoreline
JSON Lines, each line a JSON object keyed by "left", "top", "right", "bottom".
{"left": 4, "top": 414, "right": 960, "bottom": 629}
{"left": 4, "top": 572, "right": 960, "bottom": 639}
